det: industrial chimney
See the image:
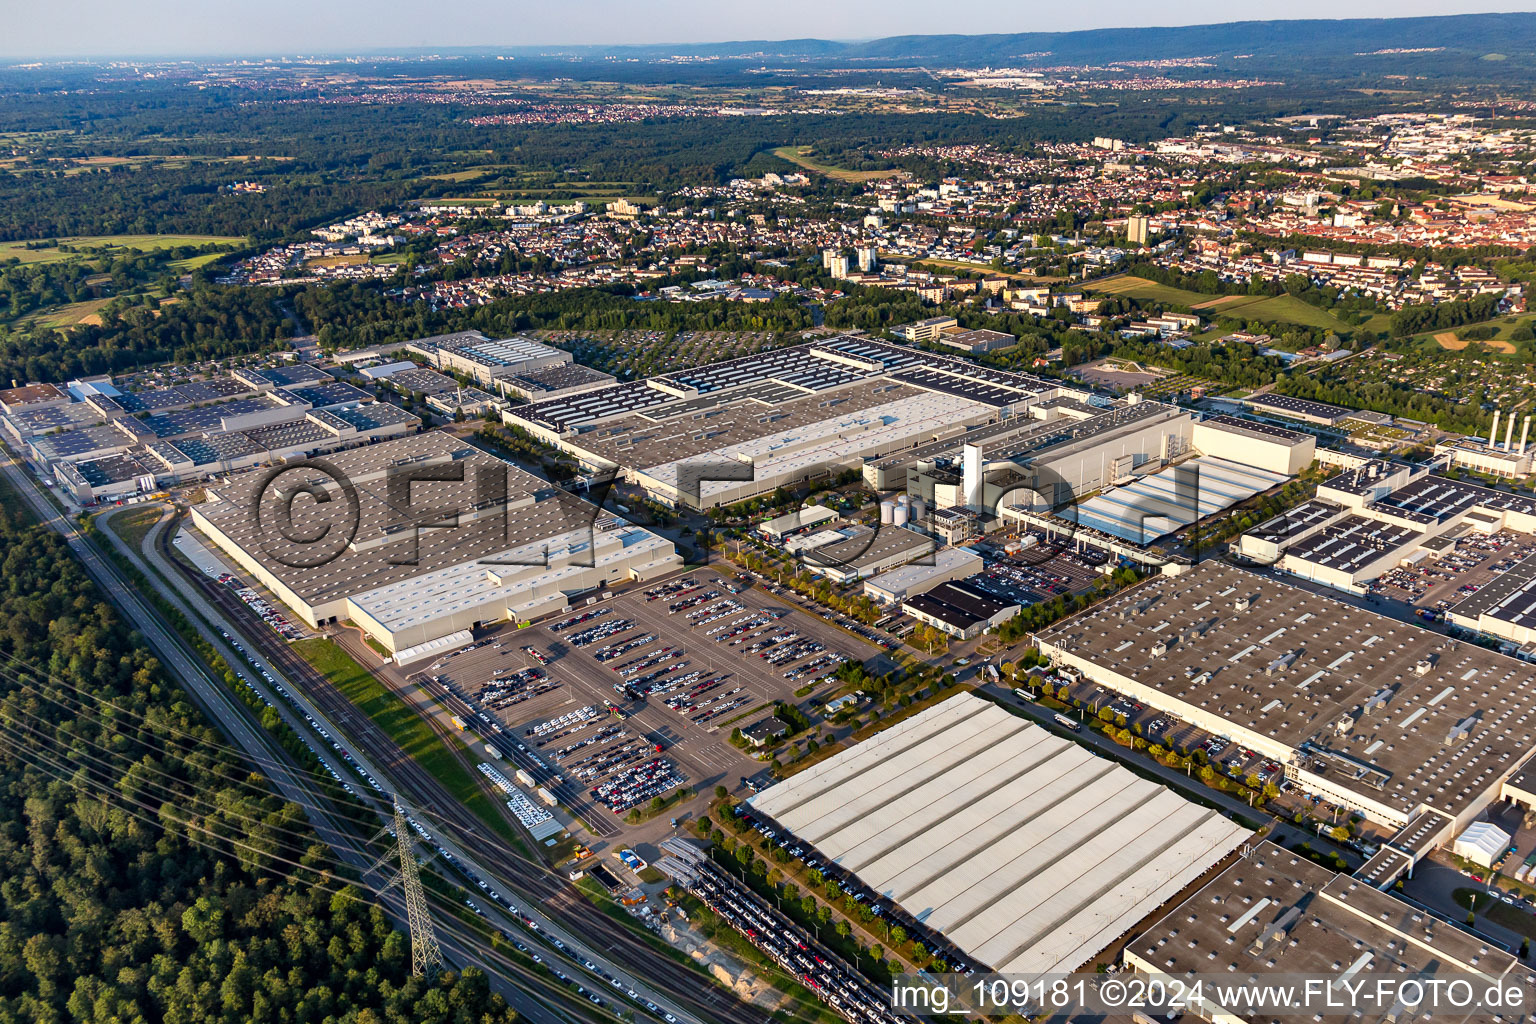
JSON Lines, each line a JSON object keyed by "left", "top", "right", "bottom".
{"left": 1491, "top": 410, "right": 1501, "bottom": 448}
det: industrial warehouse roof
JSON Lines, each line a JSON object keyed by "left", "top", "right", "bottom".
{"left": 193, "top": 432, "right": 663, "bottom": 608}
{"left": 510, "top": 337, "right": 1054, "bottom": 436}
{"left": 1197, "top": 413, "right": 1310, "bottom": 445}
{"left": 865, "top": 547, "right": 982, "bottom": 599}
{"left": 1241, "top": 393, "right": 1352, "bottom": 424}
{"left": 1070, "top": 455, "right": 1290, "bottom": 545}
{"left": 747, "top": 693, "right": 1250, "bottom": 976}
{"left": 1036, "top": 561, "right": 1536, "bottom": 821}
{"left": 1449, "top": 551, "right": 1536, "bottom": 630}
{"left": 1127, "top": 840, "right": 1529, "bottom": 1023}
{"left": 761, "top": 504, "right": 838, "bottom": 537}
{"left": 903, "top": 580, "right": 1017, "bottom": 632}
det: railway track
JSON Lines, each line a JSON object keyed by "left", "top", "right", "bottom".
{"left": 154, "top": 516, "right": 768, "bottom": 1024}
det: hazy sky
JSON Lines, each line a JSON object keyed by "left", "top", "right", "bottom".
{"left": 3, "top": 0, "right": 1533, "bottom": 59}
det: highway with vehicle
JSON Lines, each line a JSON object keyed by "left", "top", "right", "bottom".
{"left": 0, "top": 454, "right": 607, "bottom": 1024}
{"left": 121, "top": 498, "right": 768, "bottom": 1024}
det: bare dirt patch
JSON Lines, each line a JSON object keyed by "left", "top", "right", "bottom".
{"left": 1437, "top": 331, "right": 1515, "bottom": 354}
{"left": 1193, "top": 295, "right": 1248, "bottom": 309}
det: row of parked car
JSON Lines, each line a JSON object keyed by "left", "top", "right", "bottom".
{"left": 690, "top": 860, "right": 900, "bottom": 1024}
{"left": 733, "top": 804, "right": 974, "bottom": 974}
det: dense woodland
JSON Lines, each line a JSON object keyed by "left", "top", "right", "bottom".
{"left": 0, "top": 63, "right": 1508, "bottom": 243}
{"left": 0, "top": 483, "right": 519, "bottom": 1024}
{"left": 0, "top": 285, "right": 288, "bottom": 383}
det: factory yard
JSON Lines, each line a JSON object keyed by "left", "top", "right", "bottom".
{"left": 1370, "top": 528, "right": 1536, "bottom": 620}
{"left": 421, "top": 567, "right": 884, "bottom": 846}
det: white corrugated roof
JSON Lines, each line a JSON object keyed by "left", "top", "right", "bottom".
{"left": 749, "top": 693, "right": 1250, "bottom": 975}
{"left": 1073, "top": 455, "right": 1290, "bottom": 544}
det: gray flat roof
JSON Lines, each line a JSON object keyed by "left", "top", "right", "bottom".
{"left": 1242, "top": 393, "right": 1351, "bottom": 423}
{"left": 802, "top": 525, "right": 934, "bottom": 574}
{"left": 1038, "top": 561, "right": 1536, "bottom": 819}
{"left": 1200, "top": 412, "right": 1310, "bottom": 445}
{"left": 1450, "top": 551, "right": 1536, "bottom": 630}
{"left": 195, "top": 432, "right": 618, "bottom": 607}
{"left": 1128, "top": 839, "right": 1526, "bottom": 1022}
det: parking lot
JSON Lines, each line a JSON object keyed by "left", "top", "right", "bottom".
{"left": 422, "top": 568, "right": 883, "bottom": 843}
{"left": 1060, "top": 677, "right": 1287, "bottom": 786}
{"left": 1370, "top": 529, "right": 1536, "bottom": 619}
{"left": 731, "top": 801, "right": 979, "bottom": 978}
{"left": 1040, "top": 673, "right": 1376, "bottom": 846}
{"left": 964, "top": 541, "right": 1106, "bottom": 606}
{"left": 687, "top": 858, "right": 900, "bottom": 1024}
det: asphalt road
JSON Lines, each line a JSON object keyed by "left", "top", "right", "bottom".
{"left": 0, "top": 457, "right": 586, "bottom": 1024}
{"left": 125, "top": 499, "right": 766, "bottom": 1024}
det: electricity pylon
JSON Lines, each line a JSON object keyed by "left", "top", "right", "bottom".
{"left": 395, "top": 800, "right": 443, "bottom": 979}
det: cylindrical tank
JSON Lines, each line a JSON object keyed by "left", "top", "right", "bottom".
{"left": 879, "top": 500, "right": 895, "bottom": 524}
{"left": 911, "top": 498, "right": 927, "bottom": 522}
{"left": 892, "top": 505, "right": 909, "bottom": 526}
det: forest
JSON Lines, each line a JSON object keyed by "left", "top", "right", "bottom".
{"left": 0, "top": 67, "right": 1477, "bottom": 244}
{"left": 0, "top": 480, "right": 519, "bottom": 1024}
{"left": 0, "top": 285, "right": 289, "bottom": 383}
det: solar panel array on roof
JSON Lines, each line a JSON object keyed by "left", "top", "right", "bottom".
{"left": 516, "top": 336, "right": 1058, "bottom": 434}
{"left": 331, "top": 402, "right": 418, "bottom": 431}
{"left": 243, "top": 364, "right": 334, "bottom": 388}
{"left": 171, "top": 431, "right": 264, "bottom": 466}
{"left": 75, "top": 454, "right": 150, "bottom": 486}
{"left": 243, "top": 419, "right": 333, "bottom": 451}
{"left": 288, "top": 382, "right": 375, "bottom": 409}
{"left": 116, "top": 377, "right": 255, "bottom": 413}
{"left": 889, "top": 366, "right": 1033, "bottom": 408}
{"left": 9, "top": 402, "right": 103, "bottom": 433}
{"left": 30, "top": 425, "right": 128, "bottom": 460}
{"left": 141, "top": 396, "right": 281, "bottom": 438}
{"left": 1284, "top": 514, "right": 1421, "bottom": 572}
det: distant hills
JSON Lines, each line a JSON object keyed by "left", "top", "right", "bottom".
{"left": 494, "top": 13, "right": 1536, "bottom": 64}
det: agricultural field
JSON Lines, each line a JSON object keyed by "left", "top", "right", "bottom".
{"left": 19, "top": 297, "right": 113, "bottom": 329}
{"left": 1427, "top": 312, "right": 1536, "bottom": 354}
{"left": 769, "top": 146, "right": 902, "bottom": 182}
{"left": 536, "top": 328, "right": 791, "bottom": 378}
{"left": 1085, "top": 273, "right": 1212, "bottom": 307}
{"left": 1086, "top": 273, "right": 1367, "bottom": 333}
{"left": 0, "top": 153, "right": 289, "bottom": 176}
{"left": 0, "top": 234, "right": 245, "bottom": 265}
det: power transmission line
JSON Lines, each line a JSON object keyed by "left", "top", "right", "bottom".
{"left": 396, "top": 798, "right": 444, "bottom": 979}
